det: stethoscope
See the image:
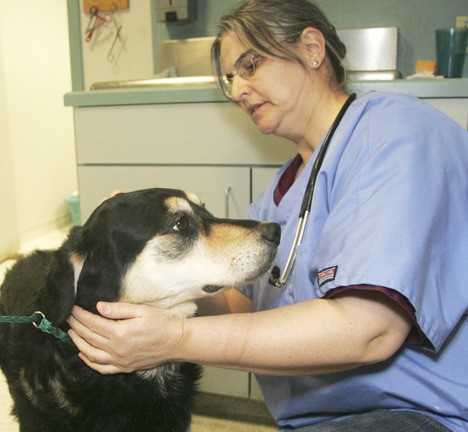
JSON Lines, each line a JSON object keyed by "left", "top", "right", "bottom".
{"left": 269, "top": 93, "right": 357, "bottom": 288}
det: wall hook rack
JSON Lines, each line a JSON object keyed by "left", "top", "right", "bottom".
{"left": 83, "top": 0, "right": 129, "bottom": 13}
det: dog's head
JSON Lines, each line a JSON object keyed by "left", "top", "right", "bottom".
{"left": 68, "top": 188, "right": 279, "bottom": 316}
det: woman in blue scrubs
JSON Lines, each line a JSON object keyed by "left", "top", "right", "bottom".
{"left": 69, "top": 1, "right": 468, "bottom": 430}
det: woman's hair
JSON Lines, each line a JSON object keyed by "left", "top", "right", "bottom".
{"left": 211, "top": 0, "right": 347, "bottom": 96}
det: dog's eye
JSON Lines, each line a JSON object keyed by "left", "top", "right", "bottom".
{"left": 173, "top": 217, "right": 189, "bottom": 232}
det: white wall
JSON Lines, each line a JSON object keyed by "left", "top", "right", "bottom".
{"left": 80, "top": 1, "right": 154, "bottom": 89}
{"left": 0, "top": 35, "right": 19, "bottom": 261}
{"left": 0, "top": 0, "right": 77, "bottom": 253}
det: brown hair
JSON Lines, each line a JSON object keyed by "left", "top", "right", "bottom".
{"left": 211, "top": 0, "right": 347, "bottom": 97}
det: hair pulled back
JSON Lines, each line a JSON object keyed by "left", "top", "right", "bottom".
{"left": 211, "top": 0, "right": 347, "bottom": 96}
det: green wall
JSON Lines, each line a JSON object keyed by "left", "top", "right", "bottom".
{"left": 152, "top": 0, "right": 468, "bottom": 78}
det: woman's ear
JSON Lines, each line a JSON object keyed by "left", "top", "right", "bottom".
{"left": 299, "top": 27, "right": 327, "bottom": 69}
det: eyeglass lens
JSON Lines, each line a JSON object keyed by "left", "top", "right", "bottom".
{"left": 223, "top": 52, "right": 261, "bottom": 97}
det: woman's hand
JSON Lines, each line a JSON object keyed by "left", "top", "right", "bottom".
{"left": 67, "top": 302, "right": 183, "bottom": 375}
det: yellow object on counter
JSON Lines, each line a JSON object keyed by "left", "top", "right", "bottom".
{"left": 415, "top": 60, "right": 437, "bottom": 75}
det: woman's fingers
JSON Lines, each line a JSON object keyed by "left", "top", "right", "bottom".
{"left": 68, "top": 310, "right": 110, "bottom": 347}
{"left": 68, "top": 328, "right": 109, "bottom": 363}
{"left": 68, "top": 303, "right": 143, "bottom": 343}
{"left": 68, "top": 311, "right": 134, "bottom": 375}
{"left": 79, "top": 356, "right": 124, "bottom": 375}
{"left": 77, "top": 346, "right": 128, "bottom": 375}
{"left": 69, "top": 305, "right": 113, "bottom": 337}
{"left": 67, "top": 306, "right": 125, "bottom": 371}
{"left": 96, "top": 301, "right": 145, "bottom": 320}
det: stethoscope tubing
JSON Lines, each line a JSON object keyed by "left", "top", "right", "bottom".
{"left": 269, "top": 93, "right": 357, "bottom": 288}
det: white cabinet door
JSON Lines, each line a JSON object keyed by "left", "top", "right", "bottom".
{"left": 78, "top": 165, "right": 250, "bottom": 222}
{"left": 425, "top": 98, "right": 467, "bottom": 129}
{"left": 251, "top": 166, "right": 282, "bottom": 204}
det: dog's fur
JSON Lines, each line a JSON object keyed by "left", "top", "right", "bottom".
{"left": 0, "top": 188, "right": 280, "bottom": 432}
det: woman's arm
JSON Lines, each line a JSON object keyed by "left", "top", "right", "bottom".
{"left": 177, "top": 289, "right": 412, "bottom": 375}
{"left": 68, "top": 289, "right": 411, "bottom": 376}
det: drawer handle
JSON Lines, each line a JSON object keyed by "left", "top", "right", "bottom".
{"left": 225, "top": 187, "right": 232, "bottom": 218}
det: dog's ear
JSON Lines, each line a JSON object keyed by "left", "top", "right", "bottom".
{"left": 65, "top": 195, "right": 155, "bottom": 313}
{"left": 36, "top": 227, "right": 84, "bottom": 325}
{"left": 71, "top": 225, "right": 124, "bottom": 314}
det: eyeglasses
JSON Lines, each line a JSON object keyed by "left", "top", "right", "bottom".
{"left": 222, "top": 51, "right": 263, "bottom": 98}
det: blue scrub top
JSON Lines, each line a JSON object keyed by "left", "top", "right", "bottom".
{"left": 243, "top": 92, "right": 468, "bottom": 431}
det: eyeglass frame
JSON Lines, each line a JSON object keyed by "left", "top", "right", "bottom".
{"left": 221, "top": 51, "right": 263, "bottom": 99}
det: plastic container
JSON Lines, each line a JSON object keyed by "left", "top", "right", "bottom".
{"left": 65, "top": 192, "right": 81, "bottom": 226}
{"left": 435, "top": 27, "right": 467, "bottom": 78}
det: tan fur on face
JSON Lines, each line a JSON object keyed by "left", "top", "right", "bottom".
{"left": 165, "top": 196, "right": 194, "bottom": 215}
{"left": 184, "top": 191, "right": 203, "bottom": 206}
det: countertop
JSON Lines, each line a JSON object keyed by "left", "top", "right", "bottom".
{"left": 64, "top": 78, "right": 468, "bottom": 108}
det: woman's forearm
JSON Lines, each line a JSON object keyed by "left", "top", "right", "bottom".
{"left": 175, "top": 293, "right": 411, "bottom": 376}
{"left": 176, "top": 301, "right": 351, "bottom": 375}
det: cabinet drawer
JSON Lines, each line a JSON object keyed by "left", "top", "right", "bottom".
{"left": 74, "top": 103, "right": 295, "bottom": 165}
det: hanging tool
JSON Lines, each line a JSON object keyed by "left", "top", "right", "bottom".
{"left": 107, "top": 24, "right": 122, "bottom": 61}
{"left": 107, "top": 4, "right": 123, "bottom": 62}
{"left": 85, "top": 6, "right": 112, "bottom": 43}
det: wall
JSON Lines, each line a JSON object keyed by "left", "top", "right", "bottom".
{"left": 152, "top": 0, "right": 467, "bottom": 78}
{"left": 0, "top": 33, "right": 19, "bottom": 261}
{"left": 73, "top": 1, "right": 467, "bottom": 86}
{"left": 314, "top": 0, "right": 468, "bottom": 78}
{"left": 79, "top": 1, "right": 154, "bottom": 89}
{"left": 0, "top": 0, "right": 77, "bottom": 251}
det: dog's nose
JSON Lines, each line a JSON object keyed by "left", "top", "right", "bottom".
{"left": 262, "top": 223, "right": 281, "bottom": 245}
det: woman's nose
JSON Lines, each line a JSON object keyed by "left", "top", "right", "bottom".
{"left": 230, "top": 76, "right": 250, "bottom": 102}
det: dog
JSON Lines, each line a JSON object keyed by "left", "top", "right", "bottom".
{"left": 0, "top": 188, "right": 280, "bottom": 432}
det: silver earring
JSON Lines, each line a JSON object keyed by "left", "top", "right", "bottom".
{"left": 312, "top": 60, "right": 320, "bottom": 69}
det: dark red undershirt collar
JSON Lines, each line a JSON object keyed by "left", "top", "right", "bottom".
{"left": 273, "top": 154, "right": 303, "bottom": 206}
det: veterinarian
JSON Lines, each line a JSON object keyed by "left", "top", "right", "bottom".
{"left": 69, "top": 0, "right": 468, "bottom": 430}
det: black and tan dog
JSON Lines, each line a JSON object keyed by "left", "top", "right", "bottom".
{"left": 0, "top": 188, "right": 280, "bottom": 432}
